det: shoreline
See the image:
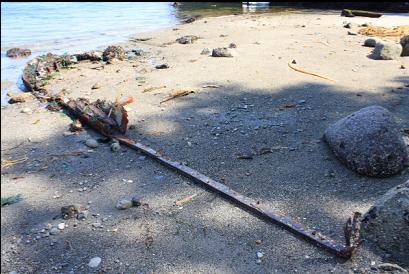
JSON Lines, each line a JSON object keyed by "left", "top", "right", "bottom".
{"left": 1, "top": 11, "right": 409, "bottom": 273}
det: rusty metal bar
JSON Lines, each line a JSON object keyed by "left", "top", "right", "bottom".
{"left": 59, "top": 100, "right": 359, "bottom": 258}
{"left": 113, "top": 135, "right": 358, "bottom": 258}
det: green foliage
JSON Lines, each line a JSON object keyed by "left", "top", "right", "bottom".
{"left": 1, "top": 194, "right": 22, "bottom": 207}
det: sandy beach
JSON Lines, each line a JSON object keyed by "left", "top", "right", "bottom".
{"left": 1, "top": 11, "right": 409, "bottom": 273}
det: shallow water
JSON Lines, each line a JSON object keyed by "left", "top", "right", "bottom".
{"left": 1, "top": 2, "right": 300, "bottom": 105}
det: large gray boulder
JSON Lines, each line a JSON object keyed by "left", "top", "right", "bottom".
{"left": 400, "top": 35, "right": 409, "bottom": 56}
{"left": 371, "top": 42, "right": 403, "bottom": 60}
{"left": 362, "top": 181, "right": 409, "bottom": 265}
{"left": 324, "top": 106, "right": 408, "bottom": 177}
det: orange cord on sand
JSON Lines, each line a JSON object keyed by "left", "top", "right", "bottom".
{"left": 288, "top": 63, "right": 336, "bottom": 82}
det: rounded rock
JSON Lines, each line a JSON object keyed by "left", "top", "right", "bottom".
{"left": 57, "top": 223, "right": 65, "bottom": 230}
{"left": 88, "top": 257, "right": 102, "bottom": 268}
{"left": 116, "top": 199, "right": 133, "bottom": 210}
{"left": 50, "top": 227, "right": 60, "bottom": 235}
{"left": 200, "top": 48, "right": 211, "bottom": 55}
{"left": 21, "top": 107, "right": 32, "bottom": 114}
{"left": 111, "top": 142, "right": 121, "bottom": 152}
{"left": 212, "top": 48, "right": 233, "bottom": 57}
{"left": 85, "top": 139, "right": 99, "bottom": 149}
{"left": 371, "top": 42, "right": 403, "bottom": 60}
{"left": 324, "top": 105, "right": 408, "bottom": 177}
{"left": 362, "top": 181, "right": 409, "bottom": 265}
{"left": 91, "top": 83, "right": 101, "bottom": 89}
{"left": 363, "top": 38, "right": 381, "bottom": 48}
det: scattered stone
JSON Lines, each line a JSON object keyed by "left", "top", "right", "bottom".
{"left": 212, "top": 48, "right": 233, "bottom": 57}
{"left": 132, "top": 49, "right": 144, "bottom": 55}
{"left": 255, "top": 240, "right": 262, "bottom": 245}
{"left": 371, "top": 42, "right": 403, "bottom": 60}
{"left": 111, "top": 142, "right": 121, "bottom": 152}
{"left": 155, "top": 63, "right": 169, "bottom": 69}
{"left": 256, "top": 259, "right": 262, "bottom": 264}
{"left": 324, "top": 106, "right": 408, "bottom": 177}
{"left": 61, "top": 205, "right": 80, "bottom": 219}
{"left": 88, "top": 257, "right": 102, "bottom": 268}
{"left": 362, "top": 181, "right": 409, "bottom": 265}
{"left": 92, "top": 222, "right": 102, "bottom": 228}
{"left": 131, "top": 195, "right": 143, "bottom": 207}
{"left": 6, "top": 48, "right": 31, "bottom": 58}
{"left": 176, "top": 35, "right": 198, "bottom": 44}
{"left": 257, "top": 252, "right": 264, "bottom": 259}
{"left": 20, "top": 107, "right": 32, "bottom": 114}
{"left": 400, "top": 35, "right": 409, "bottom": 56}
{"left": 74, "top": 51, "right": 102, "bottom": 61}
{"left": 102, "top": 45, "right": 125, "bottom": 62}
{"left": 7, "top": 92, "right": 34, "bottom": 104}
{"left": 363, "top": 38, "right": 381, "bottom": 47}
{"left": 200, "top": 48, "right": 211, "bottom": 55}
{"left": 77, "top": 210, "right": 88, "bottom": 220}
{"left": 116, "top": 199, "right": 133, "bottom": 210}
{"left": 91, "top": 83, "right": 101, "bottom": 89}
{"left": 401, "top": 64, "right": 406, "bottom": 69}
{"left": 228, "top": 43, "right": 237, "bottom": 48}
{"left": 343, "top": 22, "right": 358, "bottom": 29}
{"left": 378, "top": 263, "right": 408, "bottom": 273}
{"left": 50, "top": 227, "right": 60, "bottom": 235}
{"left": 85, "top": 139, "right": 99, "bottom": 149}
{"left": 57, "top": 223, "right": 65, "bottom": 230}
{"left": 360, "top": 23, "right": 371, "bottom": 27}
{"left": 183, "top": 16, "right": 196, "bottom": 24}
{"left": 347, "top": 31, "right": 358, "bottom": 36}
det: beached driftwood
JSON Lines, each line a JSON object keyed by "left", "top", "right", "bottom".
{"left": 341, "top": 9, "right": 382, "bottom": 18}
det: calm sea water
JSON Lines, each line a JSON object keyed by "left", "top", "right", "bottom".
{"left": 1, "top": 2, "right": 297, "bottom": 105}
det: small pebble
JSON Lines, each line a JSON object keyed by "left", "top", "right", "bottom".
{"left": 257, "top": 252, "right": 264, "bottom": 259}
{"left": 111, "top": 142, "right": 121, "bottom": 152}
{"left": 57, "top": 223, "right": 65, "bottom": 230}
{"left": 50, "top": 227, "right": 60, "bottom": 235}
{"left": 201, "top": 48, "right": 211, "bottom": 55}
{"left": 92, "top": 222, "right": 102, "bottom": 228}
{"left": 85, "top": 139, "right": 99, "bottom": 148}
{"left": 21, "top": 107, "right": 32, "bottom": 114}
{"left": 77, "top": 210, "right": 88, "bottom": 220}
{"left": 88, "top": 257, "right": 102, "bottom": 268}
{"left": 116, "top": 199, "right": 133, "bottom": 210}
{"left": 91, "top": 83, "right": 101, "bottom": 89}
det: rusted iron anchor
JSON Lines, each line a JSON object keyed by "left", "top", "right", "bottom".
{"left": 60, "top": 97, "right": 362, "bottom": 258}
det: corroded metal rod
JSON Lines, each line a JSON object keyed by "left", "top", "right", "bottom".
{"left": 114, "top": 135, "right": 360, "bottom": 258}
{"left": 61, "top": 100, "right": 360, "bottom": 258}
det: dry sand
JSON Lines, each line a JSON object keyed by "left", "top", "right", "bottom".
{"left": 1, "top": 11, "right": 409, "bottom": 273}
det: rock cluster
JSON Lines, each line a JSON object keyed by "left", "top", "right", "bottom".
{"left": 6, "top": 48, "right": 31, "bottom": 58}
